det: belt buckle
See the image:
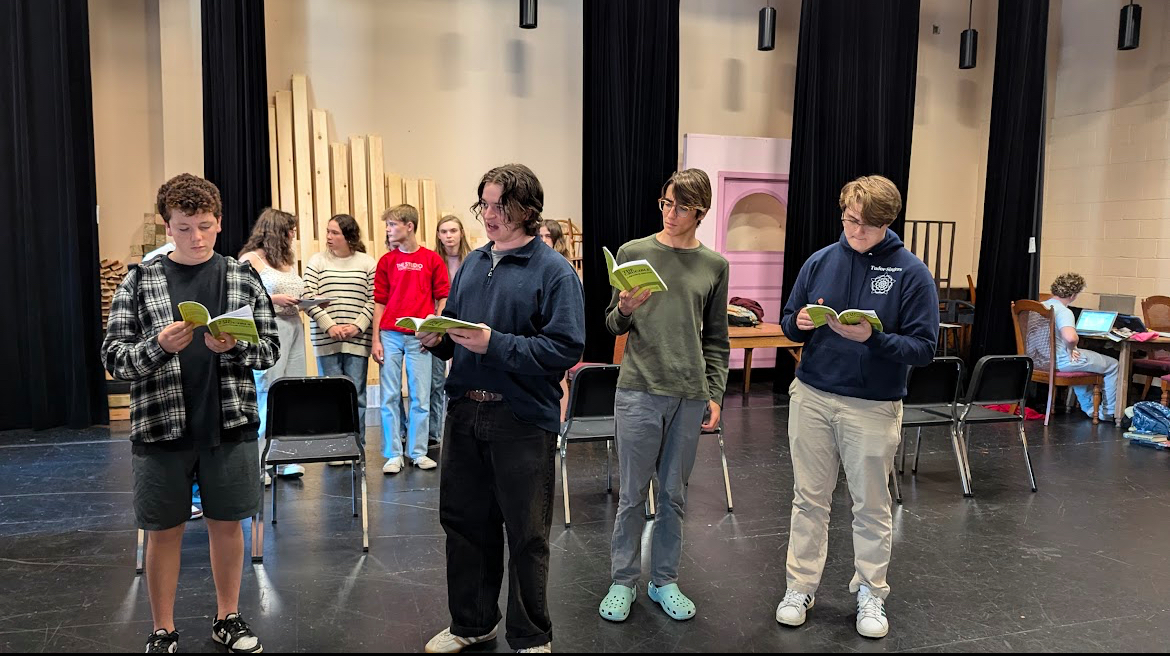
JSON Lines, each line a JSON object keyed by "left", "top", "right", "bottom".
{"left": 470, "top": 390, "right": 489, "bottom": 402}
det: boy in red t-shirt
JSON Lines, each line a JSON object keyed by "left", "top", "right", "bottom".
{"left": 372, "top": 205, "right": 450, "bottom": 473}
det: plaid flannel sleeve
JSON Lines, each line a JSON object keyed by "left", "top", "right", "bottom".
{"left": 221, "top": 263, "right": 280, "bottom": 370}
{"left": 100, "top": 269, "right": 174, "bottom": 381}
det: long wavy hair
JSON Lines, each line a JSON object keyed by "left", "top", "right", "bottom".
{"left": 541, "top": 220, "right": 572, "bottom": 259}
{"left": 435, "top": 215, "right": 472, "bottom": 262}
{"left": 240, "top": 208, "right": 297, "bottom": 268}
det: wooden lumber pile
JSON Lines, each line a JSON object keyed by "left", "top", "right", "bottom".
{"left": 99, "top": 258, "right": 129, "bottom": 330}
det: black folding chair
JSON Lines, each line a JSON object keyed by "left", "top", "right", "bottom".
{"left": 558, "top": 365, "right": 620, "bottom": 527}
{"left": 253, "top": 376, "right": 368, "bottom": 561}
{"left": 897, "top": 356, "right": 970, "bottom": 498}
{"left": 929, "top": 355, "right": 1037, "bottom": 496}
{"left": 559, "top": 365, "right": 734, "bottom": 525}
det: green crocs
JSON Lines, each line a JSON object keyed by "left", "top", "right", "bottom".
{"left": 647, "top": 582, "right": 696, "bottom": 621}
{"left": 599, "top": 583, "right": 636, "bottom": 622}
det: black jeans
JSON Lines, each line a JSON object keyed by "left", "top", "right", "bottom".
{"left": 439, "top": 398, "right": 557, "bottom": 650}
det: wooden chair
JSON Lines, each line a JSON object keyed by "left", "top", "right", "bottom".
{"left": 1010, "top": 300, "right": 1103, "bottom": 426}
{"left": 967, "top": 273, "right": 976, "bottom": 305}
{"left": 1135, "top": 296, "right": 1170, "bottom": 400}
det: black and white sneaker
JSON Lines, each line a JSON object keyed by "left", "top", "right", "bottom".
{"left": 145, "top": 628, "right": 179, "bottom": 653}
{"left": 211, "top": 613, "right": 263, "bottom": 653}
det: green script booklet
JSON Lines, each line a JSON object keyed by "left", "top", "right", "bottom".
{"left": 395, "top": 316, "right": 487, "bottom": 334}
{"left": 602, "top": 246, "right": 668, "bottom": 293}
{"left": 805, "top": 305, "right": 884, "bottom": 332}
{"left": 177, "top": 302, "right": 261, "bottom": 343}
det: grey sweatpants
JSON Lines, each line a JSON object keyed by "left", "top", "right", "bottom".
{"left": 610, "top": 388, "right": 708, "bottom": 588}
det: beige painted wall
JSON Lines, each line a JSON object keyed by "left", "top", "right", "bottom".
{"left": 678, "top": 0, "right": 801, "bottom": 150}
{"left": 264, "top": 0, "right": 584, "bottom": 247}
{"left": 91, "top": 0, "right": 203, "bottom": 263}
{"left": 1041, "top": 0, "right": 1170, "bottom": 310}
{"left": 906, "top": 0, "right": 997, "bottom": 293}
{"left": 91, "top": 0, "right": 163, "bottom": 262}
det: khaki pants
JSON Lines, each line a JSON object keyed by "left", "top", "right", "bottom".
{"left": 785, "top": 378, "right": 901, "bottom": 599}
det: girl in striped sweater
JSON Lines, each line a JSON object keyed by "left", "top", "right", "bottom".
{"left": 303, "top": 214, "right": 377, "bottom": 442}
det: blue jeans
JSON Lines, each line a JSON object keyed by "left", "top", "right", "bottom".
{"left": 317, "top": 353, "right": 369, "bottom": 444}
{"left": 400, "top": 352, "right": 447, "bottom": 443}
{"left": 379, "top": 331, "right": 432, "bottom": 461}
{"left": 1057, "top": 349, "right": 1119, "bottom": 417}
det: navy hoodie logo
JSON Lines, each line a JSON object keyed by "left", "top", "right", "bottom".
{"left": 871, "top": 273, "right": 896, "bottom": 295}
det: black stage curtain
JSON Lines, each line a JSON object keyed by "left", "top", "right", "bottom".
{"left": 0, "top": 0, "right": 106, "bottom": 429}
{"left": 782, "top": 0, "right": 921, "bottom": 305}
{"left": 581, "top": 0, "right": 680, "bottom": 363}
{"left": 970, "top": 0, "right": 1049, "bottom": 362}
{"left": 202, "top": 0, "right": 271, "bottom": 258}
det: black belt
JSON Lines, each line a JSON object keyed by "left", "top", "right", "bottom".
{"left": 465, "top": 390, "right": 505, "bottom": 403}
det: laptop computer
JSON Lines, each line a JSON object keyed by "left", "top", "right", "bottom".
{"left": 1075, "top": 310, "right": 1118, "bottom": 337}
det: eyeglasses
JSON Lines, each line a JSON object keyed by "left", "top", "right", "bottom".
{"left": 841, "top": 215, "right": 881, "bottom": 231}
{"left": 658, "top": 198, "right": 698, "bottom": 218}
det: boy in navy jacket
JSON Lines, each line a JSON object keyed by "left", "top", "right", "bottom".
{"left": 774, "top": 176, "right": 938, "bottom": 640}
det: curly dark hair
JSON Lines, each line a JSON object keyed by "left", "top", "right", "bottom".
{"left": 156, "top": 173, "right": 222, "bottom": 222}
{"left": 470, "top": 164, "right": 544, "bottom": 236}
{"left": 240, "top": 208, "right": 298, "bottom": 268}
{"left": 1050, "top": 272, "right": 1086, "bottom": 299}
{"left": 330, "top": 214, "right": 366, "bottom": 253}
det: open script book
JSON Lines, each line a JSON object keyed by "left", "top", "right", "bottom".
{"left": 804, "top": 305, "right": 884, "bottom": 332}
{"left": 603, "top": 246, "right": 668, "bottom": 293}
{"left": 394, "top": 316, "right": 487, "bottom": 334}
{"left": 177, "top": 302, "right": 260, "bottom": 343}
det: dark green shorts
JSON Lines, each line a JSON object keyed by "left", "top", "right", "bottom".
{"left": 132, "top": 439, "right": 261, "bottom": 531}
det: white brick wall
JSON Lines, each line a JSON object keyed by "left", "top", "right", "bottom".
{"left": 1040, "top": 0, "right": 1170, "bottom": 312}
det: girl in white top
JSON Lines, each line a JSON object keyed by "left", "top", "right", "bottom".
{"left": 240, "top": 208, "right": 306, "bottom": 479}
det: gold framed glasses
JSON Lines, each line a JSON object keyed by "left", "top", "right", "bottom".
{"left": 658, "top": 198, "right": 697, "bottom": 217}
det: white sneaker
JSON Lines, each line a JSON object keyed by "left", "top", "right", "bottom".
{"left": 189, "top": 505, "right": 203, "bottom": 521}
{"left": 775, "top": 588, "right": 814, "bottom": 626}
{"left": 517, "top": 643, "right": 552, "bottom": 653}
{"left": 382, "top": 457, "right": 404, "bottom": 475}
{"left": 276, "top": 464, "right": 305, "bottom": 478}
{"left": 413, "top": 455, "right": 438, "bottom": 470}
{"left": 424, "top": 626, "right": 498, "bottom": 653}
{"left": 855, "top": 585, "right": 888, "bottom": 638}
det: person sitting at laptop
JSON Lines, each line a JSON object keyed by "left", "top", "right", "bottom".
{"left": 1043, "top": 273, "right": 1118, "bottom": 421}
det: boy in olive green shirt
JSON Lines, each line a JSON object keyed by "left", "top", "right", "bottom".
{"left": 598, "top": 169, "right": 730, "bottom": 624}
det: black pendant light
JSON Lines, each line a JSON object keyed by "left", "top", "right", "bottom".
{"left": 758, "top": 3, "right": 776, "bottom": 51}
{"left": 520, "top": 0, "right": 537, "bottom": 29}
{"left": 959, "top": 0, "right": 978, "bottom": 69}
{"left": 1118, "top": 1, "right": 1141, "bottom": 51}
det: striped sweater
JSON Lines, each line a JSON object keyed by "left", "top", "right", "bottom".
{"left": 303, "top": 250, "right": 377, "bottom": 357}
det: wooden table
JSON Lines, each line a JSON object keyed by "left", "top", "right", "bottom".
{"left": 1078, "top": 335, "right": 1170, "bottom": 426}
{"left": 729, "top": 323, "right": 803, "bottom": 400}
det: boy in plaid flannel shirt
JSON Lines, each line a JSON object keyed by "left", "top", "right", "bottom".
{"left": 101, "top": 174, "right": 279, "bottom": 654}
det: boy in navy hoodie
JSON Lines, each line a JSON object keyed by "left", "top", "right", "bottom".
{"left": 774, "top": 176, "right": 938, "bottom": 639}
